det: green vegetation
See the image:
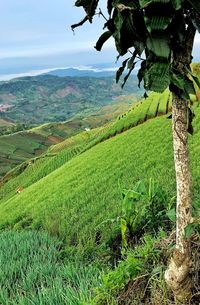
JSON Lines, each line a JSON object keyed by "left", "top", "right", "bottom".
{"left": 93, "top": 233, "right": 169, "bottom": 305}
{"left": 120, "top": 179, "right": 172, "bottom": 248}
{"left": 0, "top": 105, "right": 184, "bottom": 249}
{"left": 0, "top": 89, "right": 172, "bottom": 201}
{"left": 0, "top": 66, "right": 200, "bottom": 304}
{"left": 0, "top": 74, "right": 142, "bottom": 125}
{"left": 0, "top": 95, "right": 136, "bottom": 178}
{"left": 0, "top": 231, "right": 101, "bottom": 305}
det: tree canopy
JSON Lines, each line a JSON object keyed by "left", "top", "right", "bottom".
{"left": 72, "top": 0, "right": 200, "bottom": 98}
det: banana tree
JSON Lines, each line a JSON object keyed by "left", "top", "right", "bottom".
{"left": 72, "top": 0, "right": 200, "bottom": 303}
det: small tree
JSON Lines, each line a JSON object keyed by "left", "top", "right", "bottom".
{"left": 72, "top": 1, "right": 200, "bottom": 303}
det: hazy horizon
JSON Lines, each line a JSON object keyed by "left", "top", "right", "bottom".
{"left": 0, "top": 0, "right": 200, "bottom": 81}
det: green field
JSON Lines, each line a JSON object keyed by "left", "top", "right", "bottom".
{"left": 0, "top": 96, "right": 137, "bottom": 179}
{"left": 0, "top": 66, "right": 200, "bottom": 304}
{"left": 0, "top": 231, "right": 101, "bottom": 305}
{"left": 1, "top": 95, "right": 200, "bottom": 250}
{"left": 0, "top": 89, "right": 173, "bottom": 201}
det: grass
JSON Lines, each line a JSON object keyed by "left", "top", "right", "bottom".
{"left": 0, "top": 95, "right": 139, "bottom": 179}
{"left": 0, "top": 94, "right": 199, "bottom": 258}
{"left": 0, "top": 230, "right": 102, "bottom": 305}
{"left": 0, "top": 78, "right": 200, "bottom": 304}
{"left": 0, "top": 89, "right": 171, "bottom": 200}
{"left": 0, "top": 115, "right": 175, "bottom": 248}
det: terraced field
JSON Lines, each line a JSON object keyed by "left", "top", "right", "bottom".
{"left": 0, "top": 96, "right": 137, "bottom": 178}
{"left": 0, "top": 90, "right": 172, "bottom": 195}
{"left": 0, "top": 82, "right": 200, "bottom": 305}
{"left": 1, "top": 100, "right": 200, "bottom": 251}
{"left": 0, "top": 122, "right": 77, "bottom": 178}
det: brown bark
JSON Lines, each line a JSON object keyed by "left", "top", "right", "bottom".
{"left": 164, "top": 23, "right": 196, "bottom": 304}
{"left": 165, "top": 96, "right": 192, "bottom": 303}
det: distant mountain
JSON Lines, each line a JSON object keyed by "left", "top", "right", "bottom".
{"left": 47, "top": 67, "right": 116, "bottom": 78}
{"left": 0, "top": 74, "right": 143, "bottom": 125}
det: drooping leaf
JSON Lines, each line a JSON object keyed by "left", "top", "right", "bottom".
{"left": 184, "top": 77, "right": 196, "bottom": 95}
{"left": 144, "top": 62, "right": 170, "bottom": 92}
{"left": 184, "top": 65, "right": 200, "bottom": 89}
{"left": 72, "top": 0, "right": 99, "bottom": 29}
{"left": 75, "top": 0, "right": 99, "bottom": 21}
{"left": 121, "top": 51, "right": 138, "bottom": 87}
{"left": 144, "top": 15, "right": 173, "bottom": 32}
{"left": 127, "top": 54, "right": 136, "bottom": 69}
{"left": 107, "top": 0, "right": 113, "bottom": 15}
{"left": 113, "top": 7, "right": 146, "bottom": 55}
{"left": 137, "top": 60, "right": 146, "bottom": 88}
{"left": 122, "top": 61, "right": 136, "bottom": 88}
{"left": 95, "top": 31, "right": 112, "bottom": 51}
{"left": 116, "top": 58, "right": 130, "bottom": 83}
{"left": 146, "top": 35, "right": 170, "bottom": 58}
{"left": 170, "top": 71, "right": 185, "bottom": 90}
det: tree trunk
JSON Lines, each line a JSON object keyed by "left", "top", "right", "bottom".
{"left": 165, "top": 95, "right": 192, "bottom": 303}
{"left": 165, "top": 23, "right": 196, "bottom": 304}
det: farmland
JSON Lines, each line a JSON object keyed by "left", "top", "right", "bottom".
{"left": 0, "top": 95, "right": 136, "bottom": 178}
{"left": 0, "top": 64, "right": 199, "bottom": 304}
{"left": 0, "top": 88, "right": 172, "bottom": 190}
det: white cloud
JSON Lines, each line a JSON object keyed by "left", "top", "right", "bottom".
{"left": 0, "top": 65, "right": 118, "bottom": 81}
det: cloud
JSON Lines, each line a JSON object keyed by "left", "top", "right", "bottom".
{"left": 0, "top": 65, "right": 118, "bottom": 81}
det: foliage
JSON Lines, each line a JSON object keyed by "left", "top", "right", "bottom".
{"left": 120, "top": 179, "right": 172, "bottom": 247}
{"left": 92, "top": 234, "right": 164, "bottom": 305}
{"left": 73, "top": 0, "right": 200, "bottom": 99}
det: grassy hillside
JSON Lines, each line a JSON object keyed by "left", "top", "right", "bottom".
{"left": 0, "top": 74, "right": 142, "bottom": 124}
{"left": 0, "top": 89, "right": 171, "bottom": 192}
{"left": 0, "top": 64, "right": 199, "bottom": 305}
{"left": 0, "top": 82, "right": 200, "bottom": 304}
{"left": 0, "top": 96, "right": 135, "bottom": 179}
{"left": 1, "top": 93, "right": 200, "bottom": 257}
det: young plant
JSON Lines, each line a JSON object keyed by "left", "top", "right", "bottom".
{"left": 120, "top": 179, "right": 170, "bottom": 247}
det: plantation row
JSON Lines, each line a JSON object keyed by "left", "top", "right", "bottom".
{"left": 0, "top": 120, "right": 82, "bottom": 178}
{"left": 0, "top": 86, "right": 199, "bottom": 304}
{"left": 0, "top": 90, "right": 172, "bottom": 202}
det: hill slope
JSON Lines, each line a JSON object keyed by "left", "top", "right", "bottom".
{"left": 0, "top": 96, "right": 200, "bottom": 257}
{"left": 0, "top": 74, "right": 142, "bottom": 124}
{"left": 0, "top": 63, "right": 200, "bottom": 305}
{"left": 0, "top": 96, "right": 135, "bottom": 178}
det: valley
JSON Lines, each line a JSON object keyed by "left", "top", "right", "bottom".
{"left": 0, "top": 72, "right": 142, "bottom": 125}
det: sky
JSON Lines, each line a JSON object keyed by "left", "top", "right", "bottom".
{"left": 0, "top": 0, "right": 200, "bottom": 80}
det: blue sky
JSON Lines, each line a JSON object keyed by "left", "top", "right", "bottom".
{"left": 0, "top": 0, "right": 199, "bottom": 80}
